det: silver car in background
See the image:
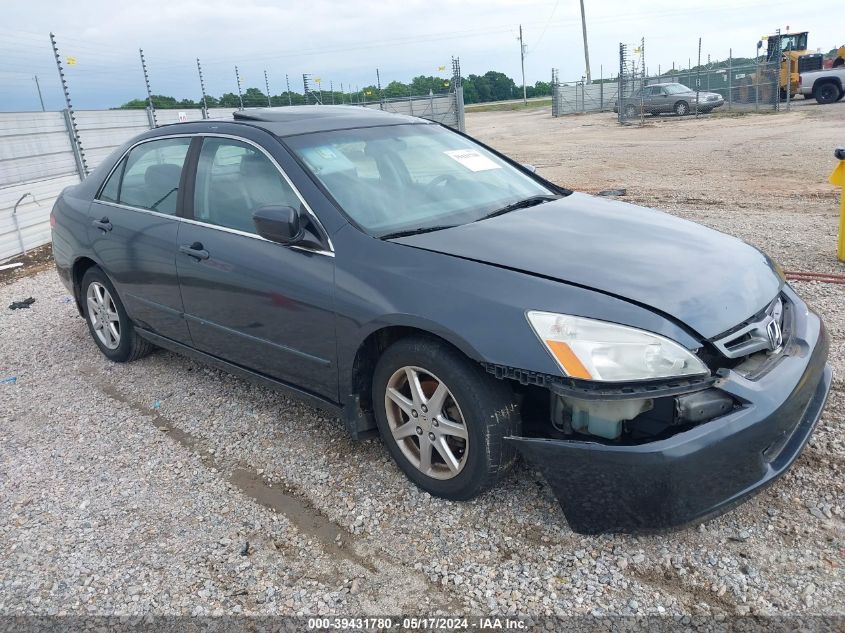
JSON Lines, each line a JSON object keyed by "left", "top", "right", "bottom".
{"left": 615, "top": 82, "right": 725, "bottom": 117}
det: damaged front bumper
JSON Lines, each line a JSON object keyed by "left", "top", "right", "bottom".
{"left": 507, "top": 303, "right": 832, "bottom": 535}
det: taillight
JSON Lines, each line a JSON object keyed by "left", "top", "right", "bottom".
{"left": 49, "top": 210, "right": 56, "bottom": 228}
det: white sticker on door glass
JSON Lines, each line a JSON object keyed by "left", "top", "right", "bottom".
{"left": 443, "top": 149, "right": 501, "bottom": 172}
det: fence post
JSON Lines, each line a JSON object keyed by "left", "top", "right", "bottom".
{"left": 197, "top": 58, "right": 209, "bottom": 118}
{"left": 695, "top": 37, "right": 702, "bottom": 117}
{"left": 455, "top": 86, "right": 465, "bottom": 132}
{"left": 728, "top": 49, "right": 732, "bottom": 111}
{"left": 50, "top": 32, "right": 88, "bottom": 177}
{"left": 264, "top": 70, "right": 272, "bottom": 107}
{"left": 235, "top": 66, "right": 244, "bottom": 110}
{"left": 785, "top": 57, "right": 791, "bottom": 111}
{"left": 62, "top": 109, "right": 86, "bottom": 180}
{"left": 451, "top": 57, "right": 465, "bottom": 132}
{"left": 618, "top": 44, "right": 624, "bottom": 124}
{"left": 600, "top": 65, "right": 603, "bottom": 110}
{"left": 139, "top": 48, "right": 157, "bottom": 127}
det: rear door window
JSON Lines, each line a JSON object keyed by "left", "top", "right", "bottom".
{"left": 103, "top": 138, "right": 191, "bottom": 215}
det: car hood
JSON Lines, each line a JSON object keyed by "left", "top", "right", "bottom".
{"left": 392, "top": 193, "right": 782, "bottom": 339}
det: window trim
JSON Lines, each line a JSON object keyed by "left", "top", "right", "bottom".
{"left": 94, "top": 132, "right": 335, "bottom": 257}
{"left": 96, "top": 136, "right": 193, "bottom": 216}
{"left": 98, "top": 155, "right": 127, "bottom": 204}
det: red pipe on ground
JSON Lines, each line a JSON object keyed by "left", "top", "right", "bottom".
{"left": 784, "top": 271, "right": 845, "bottom": 285}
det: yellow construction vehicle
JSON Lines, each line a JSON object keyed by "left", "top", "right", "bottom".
{"left": 737, "top": 31, "right": 837, "bottom": 102}
{"left": 829, "top": 44, "right": 845, "bottom": 68}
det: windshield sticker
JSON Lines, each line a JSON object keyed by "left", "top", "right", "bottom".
{"left": 443, "top": 149, "right": 501, "bottom": 172}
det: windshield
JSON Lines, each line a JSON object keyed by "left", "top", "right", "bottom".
{"left": 767, "top": 33, "right": 808, "bottom": 58}
{"left": 663, "top": 84, "right": 692, "bottom": 94}
{"left": 286, "top": 123, "right": 556, "bottom": 237}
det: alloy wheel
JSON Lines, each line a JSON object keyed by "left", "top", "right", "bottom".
{"left": 675, "top": 102, "right": 689, "bottom": 116}
{"left": 86, "top": 281, "right": 121, "bottom": 349}
{"left": 384, "top": 366, "right": 469, "bottom": 480}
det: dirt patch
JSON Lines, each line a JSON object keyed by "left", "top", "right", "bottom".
{"left": 1, "top": 243, "right": 54, "bottom": 285}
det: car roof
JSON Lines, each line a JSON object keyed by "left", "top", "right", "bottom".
{"left": 224, "top": 105, "right": 430, "bottom": 137}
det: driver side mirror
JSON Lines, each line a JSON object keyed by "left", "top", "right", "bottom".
{"left": 252, "top": 205, "right": 303, "bottom": 244}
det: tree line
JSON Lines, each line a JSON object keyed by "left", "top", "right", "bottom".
{"left": 118, "top": 70, "right": 555, "bottom": 110}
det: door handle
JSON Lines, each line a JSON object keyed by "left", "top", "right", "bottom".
{"left": 92, "top": 217, "right": 112, "bottom": 232}
{"left": 179, "top": 242, "right": 209, "bottom": 260}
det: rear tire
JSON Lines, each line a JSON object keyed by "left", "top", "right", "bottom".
{"left": 814, "top": 81, "right": 840, "bottom": 105}
{"left": 81, "top": 266, "right": 154, "bottom": 363}
{"left": 372, "top": 336, "right": 520, "bottom": 500}
{"left": 624, "top": 103, "right": 638, "bottom": 118}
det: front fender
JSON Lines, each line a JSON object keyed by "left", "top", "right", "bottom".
{"left": 332, "top": 224, "right": 702, "bottom": 404}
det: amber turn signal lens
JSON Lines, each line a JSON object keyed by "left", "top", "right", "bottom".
{"left": 545, "top": 340, "right": 592, "bottom": 380}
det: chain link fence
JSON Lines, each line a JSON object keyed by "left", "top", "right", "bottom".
{"left": 552, "top": 41, "right": 787, "bottom": 122}
{"left": 615, "top": 60, "right": 782, "bottom": 123}
{"left": 361, "top": 59, "right": 465, "bottom": 131}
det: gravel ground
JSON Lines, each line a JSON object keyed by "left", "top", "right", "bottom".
{"left": 1, "top": 107, "right": 844, "bottom": 621}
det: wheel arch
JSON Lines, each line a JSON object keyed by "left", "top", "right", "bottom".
{"left": 70, "top": 256, "right": 103, "bottom": 316}
{"left": 342, "top": 320, "right": 485, "bottom": 439}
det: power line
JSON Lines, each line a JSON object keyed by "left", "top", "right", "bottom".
{"left": 526, "top": 0, "right": 559, "bottom": 55}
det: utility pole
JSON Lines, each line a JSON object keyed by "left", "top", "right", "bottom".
{"left": 33, "top": 75, "right": 45, "bottom": 111}
{"left": 579, "top": 0, "right": 592, "bottom": 83}
{"left": 518, "top": 24, "right": 527, "bottom": 104}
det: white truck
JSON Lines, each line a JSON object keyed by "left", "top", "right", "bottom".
{"left": 799, "top": 67, "right": 845, "bottom": 104}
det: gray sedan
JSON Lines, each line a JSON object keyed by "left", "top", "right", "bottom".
{"left": 50, "top": 106, "right": 829, "bottom": 534}
{"left": 616, "top": 82, "right": 725, "bottom": 117}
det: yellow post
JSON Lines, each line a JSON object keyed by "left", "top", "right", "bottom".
{"left": 831, "top": 148, "right": 845, "bottom": 262}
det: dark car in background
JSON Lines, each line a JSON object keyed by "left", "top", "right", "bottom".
{"left": 615, "top": 82, "right": 725, "bottom": 117}
{"left": 51, "top": 106, "right": 831, "bottom": 534}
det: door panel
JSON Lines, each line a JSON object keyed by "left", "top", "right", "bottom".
{"left": 176, "top": 226, "right": 337, "bottom": 397}
{"left": 88, "top": 137, "right": 192, "bottom": 342}
{"left": 176, "top": 136, "right": 338, "bottom": 399}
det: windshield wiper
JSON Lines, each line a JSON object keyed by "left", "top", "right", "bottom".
{"left": 477, "top": 194, "right": 560, "bottom": 221}
{"left": 379, "top": 225, "right": 458, "bottom": 240}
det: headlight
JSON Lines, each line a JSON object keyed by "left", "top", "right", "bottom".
{"left": 526, "top": 311, "right": 709, "bottom": 382}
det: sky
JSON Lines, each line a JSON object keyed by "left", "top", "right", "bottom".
{"left": 1, "top": 0, "right": 841, "bottom": 111}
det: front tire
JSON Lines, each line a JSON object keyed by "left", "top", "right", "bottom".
{"left": 372, "top": 337, "right": 520, "bottom": 500}
{"left": 81, "top": 267, "right": 154, "bottom": 362}
{"left": 674, "top": 101, "right": 690, "bottom": 116}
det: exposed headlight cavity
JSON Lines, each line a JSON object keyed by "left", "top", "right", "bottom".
{"left": 527, "top": 311, "right": 709, "bottom": 382}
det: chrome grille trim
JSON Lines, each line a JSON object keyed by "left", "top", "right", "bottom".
{"left": 711, "top": 296, "right": 786, "bottom": 359}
